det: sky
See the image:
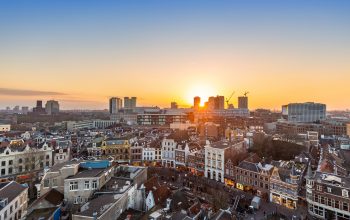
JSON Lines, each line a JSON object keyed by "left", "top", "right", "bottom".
{"left": 0, "top": 0, "right": 350, "bottom": 110}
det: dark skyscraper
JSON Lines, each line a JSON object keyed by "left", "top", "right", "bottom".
{"left": 194, "top": 96, "right": 200, "bottom": 109}
{"left": 238, "top": 96, "right": 248, "bottom": 109}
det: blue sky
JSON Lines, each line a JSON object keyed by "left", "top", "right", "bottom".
{"left": 1, "top": 0, "right": 350, "bottom": 110}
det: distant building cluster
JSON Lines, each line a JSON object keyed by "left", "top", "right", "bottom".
{"left": 1, "top": 93, "right": 350, "bottom": 220}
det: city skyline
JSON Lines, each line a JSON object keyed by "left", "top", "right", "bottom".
{"left": 1, "top": 0, "right": 350, "bottom": 110}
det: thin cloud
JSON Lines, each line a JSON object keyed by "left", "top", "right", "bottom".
{"left": 0, "top": 88, "right": 66, "bottom": 96}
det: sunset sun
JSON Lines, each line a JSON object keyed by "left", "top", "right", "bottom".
{"left": 186, "top": 84, "right": 216, "bottom": 106}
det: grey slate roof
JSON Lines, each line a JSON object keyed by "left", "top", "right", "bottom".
{"left": 0, "top": 181, "right": 27, "bottom": 210}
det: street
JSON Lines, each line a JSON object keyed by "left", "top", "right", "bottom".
{"left": 148, "top": 167, "right": 308, "bottom": 220}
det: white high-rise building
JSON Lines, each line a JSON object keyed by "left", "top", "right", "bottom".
{"left": 124, "top": 97, "right": 137, "bottom": 109}
{"left": 109, "top": 97, "right": 122, "bottom": 114}
{"left": 45, "top": 100, "right": 59, "bottom": 115}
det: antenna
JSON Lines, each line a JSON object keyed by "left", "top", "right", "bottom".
{"left": 244, "top": 91, "right": 249, "bottom": 97}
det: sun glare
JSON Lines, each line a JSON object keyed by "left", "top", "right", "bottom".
{"left": 187, "top": 85, "right": 216, "bottom": 106}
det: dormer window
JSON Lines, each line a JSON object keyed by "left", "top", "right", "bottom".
{"left": 342, "top": 189, "right": 349, "bottom": 198}
{"left": 327, "top": 187, "right": 332, "bottom": 193}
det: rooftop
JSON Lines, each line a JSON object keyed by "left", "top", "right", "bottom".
{"left": 207, "top": 140, "right": 244, "bottom": 149}
{"left": 66, "top": 167, "right": 111, "bottom": 180}
{"left": 77, "top": 194, "right": 123, "bottom": 217}
{"left": 314, "top": 172, "right": 350, "bottom": 189}
{"left": 48, "top": 160, "right": 80, "bottom": 173}
{"left": 0, "top": 181, "right": 27, "bottom": 210}
{"left": 100, "top": 177, "right": 132, "bottom": 193}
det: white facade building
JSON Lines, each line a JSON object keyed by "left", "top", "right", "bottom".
{"left": 205, "top": 140, "right": 245, "bottom": 183}
{"left": 45, "top": 100, "right": 60, "bottom": 115}
{"left": 0, "top": 141, "right": 53, "bottom": 178}
{"left": 0, "top": 181, "right": 28, "bottom": 220}
{"left": 142, "top": 147, "right": 156, "bottom": 162}
{"left": 161, "top": 139, "right": 177, "bottom": 168}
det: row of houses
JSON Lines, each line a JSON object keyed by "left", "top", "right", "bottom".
{"left": 27, "top": 161, "right": 148, "bottom": 220}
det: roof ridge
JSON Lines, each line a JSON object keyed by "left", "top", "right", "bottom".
{"left": 0, "top": 181, "right": 12, "bottom": 192}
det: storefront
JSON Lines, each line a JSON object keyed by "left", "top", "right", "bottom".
{"left": 176, "top": 165, "right": 187, "bottom": 171}
{"left": 236, "top": 183, "right": 245, "bottom": 191}
{"left": 271, "top": 192, "right": 297, "bottom": 209}
{"left": 224, "top": 178, "right": 235, "bottom": 187}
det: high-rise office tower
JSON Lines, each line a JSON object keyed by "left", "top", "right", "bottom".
{"left": 109, "top": 97, "right": 123, "bottom": 114}
{"left": 208, "top": 97, "right": 215, "bottom": 110}
{"left": 238, "top": 96, "right": 248, "bottom": 109}
{"left": 37, "top": 100, "right": 42, "bottom": 108}
{"left": 109, "top": 97, "right": 122, "bottom": 114}
{"left": 214, "top": 96, "right": 225, "bottom": 109}
{"left": 130, "top": 97, "right": 137, "bottom": 108}
{"left": 124, "top": 97, "right": 137, "bottom": 109}
{"left": 194, "top": 96, "right": 201, "bottom": 109}
{"left": 109, "top": 98, "right": 116, "bottom": 114}
{"left": 45, "top": 100, "right": 60, "bottom": 115}
{"left": 171, "top": 102, "right": 178, "bottom": 109}
{"left": 33, "top": 100, "right": 45, "bottom": 113}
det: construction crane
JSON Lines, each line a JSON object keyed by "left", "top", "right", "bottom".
{"left": 225, "top": 91, "right": 235, "bottom": 107}
{"left": 244, "top": 91, "right": 249, "bottom": 97}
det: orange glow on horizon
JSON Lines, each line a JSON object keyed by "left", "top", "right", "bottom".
{"left": 186, "top": 84, "right": 216, "bottom": 107}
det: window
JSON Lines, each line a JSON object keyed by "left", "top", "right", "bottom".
{"left": 46, "top": 155, "right": 50, "bottom": 160}
{"left": 316, "top": 185, "right": 322, "bottom": 191}
{"left": 92, "top": 180, "right": 97, "bottom": 189}
{"left": 44, "top": 179, "right": 49, "bottom": 187}
{"left": 74, "top": 196, "right": 82, "bottom": 204}
{"left": 15, "top": 201, "right": 18, "bottom": 209}
{"left": 342, "top": 189, "right": 349, "bottom": 198}
{"left": 52, "top": 178, "right": 58, "bottom": 187}
{"left": 18, "top": 158, "right": 22, "bottom": 163}
{"left": 10, "top": 205, "right": 12, "bottom": 214}
{"left": 1, "top": 161, "right": 5, "bottom": 166}
{"left": 327, "top": 187, "right": 332, "bottom": 193}
{"left": 8, "top": 167, "right": 12, "bottom": 174}
{"left": 327, "top": 198, "right": 332, "bottom": 206}
{"left": 320, "top": 196, "right": 325, "bottom": 204}
{"left": 343, "top": 202, "right": 349, "bottom": 211}
{"left": 9, "top": 160, "right": 13, "bottom": 165}
{"left": 1, "top": 169, "right": 5, "bottom": 175}
{"left": 69, "top": 181, "right": 78, "bottom": 191}
{"left": 84, "top": 181, "right": 90, "bottom": 190}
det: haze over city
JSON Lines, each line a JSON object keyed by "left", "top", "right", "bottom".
{"left": 1, "top": 0, "right": 350, "bottom": 110}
